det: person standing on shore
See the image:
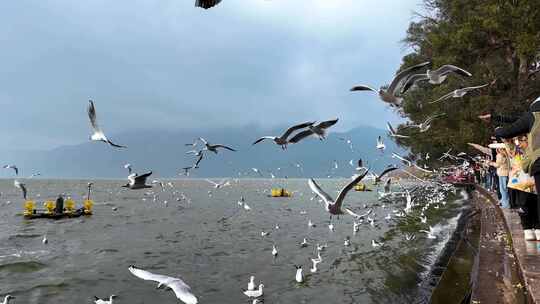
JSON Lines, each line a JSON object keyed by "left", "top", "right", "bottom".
{"left": 490, "top": 148, "right": 510, "bottom": 208}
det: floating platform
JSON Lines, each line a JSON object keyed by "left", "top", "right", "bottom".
{"left": 23, "top": 199, "right": 93, "bottom": 220}
{"left": 270, "top": 188, "right": 292, "bottom": 198}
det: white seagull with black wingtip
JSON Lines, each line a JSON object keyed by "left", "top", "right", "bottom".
{"left": 128, "top": 265, "right": 198, "bottom": 304}
{"left": 253, "top": 121, "right": 314, "bottom": 150}
{"left": 289, "top": 119, "right": 339, "bottom": 144}
{"left": 308, "top": 170, "right": 369, "bottom": 218}
{"left": 350, "top": 61, "right": 430, "bottom": 107}
{"left": 3, "top": 165, "right": 18, "bottom": 175}
{"left": 14, "top": 180, "right": 27, "bottom": 199}
{"left": 401, "top": 64, "right": 473, "bottom": 93}
{"left": 87, "top": 100, "right": 126, "bottom": 148}
{"left": 122, "top": 172, "right": 153, "bottom": 190}
{"left": 429, "top": 84, "right": 489, "bottom": 104}
{"left": 198, "top": 137, "right": 236, "bottom": 154}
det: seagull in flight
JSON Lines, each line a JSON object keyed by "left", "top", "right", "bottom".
{"left": 206, "top": 179, "right": 230, "bottom": 189}
{"left": 14, "top": 180, "right": 27, "bottom": 200}
{"left": 87, "top": 100, "right": 126, "bottom": 148}
{"left": 345, "top": 208, "right": 372, "bottom": 219}
{"left": 308, "top": 170, "right": 369, "bottom": 217}
{"left": 400, "top": 64, "right": 473, "bottom": 93}
{"left": 3, "top": 165, "right": 18, "bottom": 175}
{"left": 195, "top": 0, "right": 222, "bottom": 9}
{"left": 94, "top": 295, "right": 117, "bottom": 304}
{"left": 430, "top": 84, "right": 489, "bottom": 104}
{"left": 252, "top": 121, "right": 314, "bottom": 149}
{"left": 128, "top": 265, "right": 198, "bottom": 304}
{"left": 289, "top": 119, "right": 339, "bottom": 144}
{"left": 122, "top": 172, "right": 153, "bottom": 190}
{"left": 403, "top": 114, "right": 446, "bottom": 132}
{"left": 350, "top": 61, "right": 430, "bottom": 107}
{"left": 373, "top": 165, "right": 398, "bottom": 184}
{"left": 198, "top": 138, "right": 236, "bottom": 154}
{"left": 392, "top": 152, "right": 412, "bottom": 166}
{"left": 387, "top": 122, "right": 409, "bottom": 138}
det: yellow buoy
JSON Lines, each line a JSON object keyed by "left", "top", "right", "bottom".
{"left": 65, "top": 199, "right": 75, "bottom": 213}
{"left": 271, "top": 188, "right": 292, "bottom": 197}
{"left": 23, "top": 201, "right": 35, "bottom": 216}
{"left": 44, "top": 201, "right": 55, "bottom": 214}
{"left": 83, "top": 200, "right": 93, "bottom": 214}
{"left": 354, "top": 183, "right": 366, "bottom": 191}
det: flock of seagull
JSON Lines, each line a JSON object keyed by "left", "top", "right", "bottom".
{"left": 0, "top": 3, "right": 493, "bottom": 301}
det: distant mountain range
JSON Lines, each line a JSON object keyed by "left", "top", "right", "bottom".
{"left": 0, "top": 124, "right": 403, "bottom": 179}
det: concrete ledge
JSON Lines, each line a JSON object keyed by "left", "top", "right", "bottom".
{"left": 474, "top": 185, "right": 532, "bottom": 303}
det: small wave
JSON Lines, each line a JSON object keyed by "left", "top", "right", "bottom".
{"left": 0, "top": 261, "right": 47, "bottom": 273}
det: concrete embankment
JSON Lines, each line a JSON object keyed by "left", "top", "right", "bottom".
{"left": 431, "top": 185, "right": 529, "bottom": 304}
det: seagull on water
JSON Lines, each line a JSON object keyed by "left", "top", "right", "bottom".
{"left": 94, "top": 295, "right": 117, "bottom": 304}
{"left": 87, "top": 100, "right": 126, "bottom": 148}
{"left": 420, "top": 226, "right": 437, "bottom": 239}
{"left": 42, "top": 235, "right": 48, "bottom": 244}
{"left": 288, "top": 119, "right": 339, "bottom": 144}
{"left": 430, "top": 84, "right": 489, "bottom": 104}
{"left": 247, "top": 276, "right": 256, "bottom": 291}
{"left": 295, "top": 265, "right": 304, "bottom": 283}
{"left": 1, "top": 295, "right": 15, "bottom": 304}
{"left": 350, "top": 61, "right": 430, "bottom": 107}
{"left": 272, "top": 245, "right": 278, "bottom": 257}
{"left": 311, "top": 252, "right": 322, "bottom": 273}
{"left": 401, "top": 64, "right": 472, "bottom": 93}
{"left": 128, "top": 265, "right": 198, "bottom": 304}
{"left": 372, "top": 240, "right": 384, "bottom": 248}
{"left": 387, "top": 122, "right": 409, "bottom": 138}
{"left": 198, "top": 138, "right": 236, "bottom": 154}
{"left": 252, "top": 121, "right": 314, "bottom": 149}
{"left": 195, "top": 0, "right": 222, "bottom": 9}
{"left": 14, "top": 180, "right": 27, "bottom": 199}
{"left": 3, "top": 165, "right": 18, "bottom": 175}
{"left": 353, "top": 222, "right": 360, "bottom": 233}
{"left": 122, "top": 172, "right": 153, "bottom": 190}
{"left": 308, "top": 170, "right": 370, "bottom": 218}
{"left": 376, "top": 136, "right": 385, "bottom": 151}
{"left": 344, "top": 236, "right": 351, "bottom": 247}
{"left": 243, "top": 284, "right": 264, "bottom": 298}
{"left": 328, "top": 223, "right": 335, "bottom": 231}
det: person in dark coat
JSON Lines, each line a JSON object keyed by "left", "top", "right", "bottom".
{"left": 55, "top": 195, "right": 64, "bottom": 214}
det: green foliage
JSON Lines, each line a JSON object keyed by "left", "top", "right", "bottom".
{"left": 396, "top": 0, "right": 540, "bottom": 165}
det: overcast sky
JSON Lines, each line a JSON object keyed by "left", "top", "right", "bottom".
{"left": 0, "top": 0, "right": 421, "bottom": 150}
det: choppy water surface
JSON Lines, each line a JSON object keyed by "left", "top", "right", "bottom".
{"left": 0, "top": 179, "right": 467, "bottom": 303}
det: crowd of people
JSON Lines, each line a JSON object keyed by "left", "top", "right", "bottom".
{"left": 474, "top": 98, "right": 540, "bottom": 241}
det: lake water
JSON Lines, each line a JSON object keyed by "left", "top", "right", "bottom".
{"left": 0, "top": 178, "right": 467, "bottom": 303}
